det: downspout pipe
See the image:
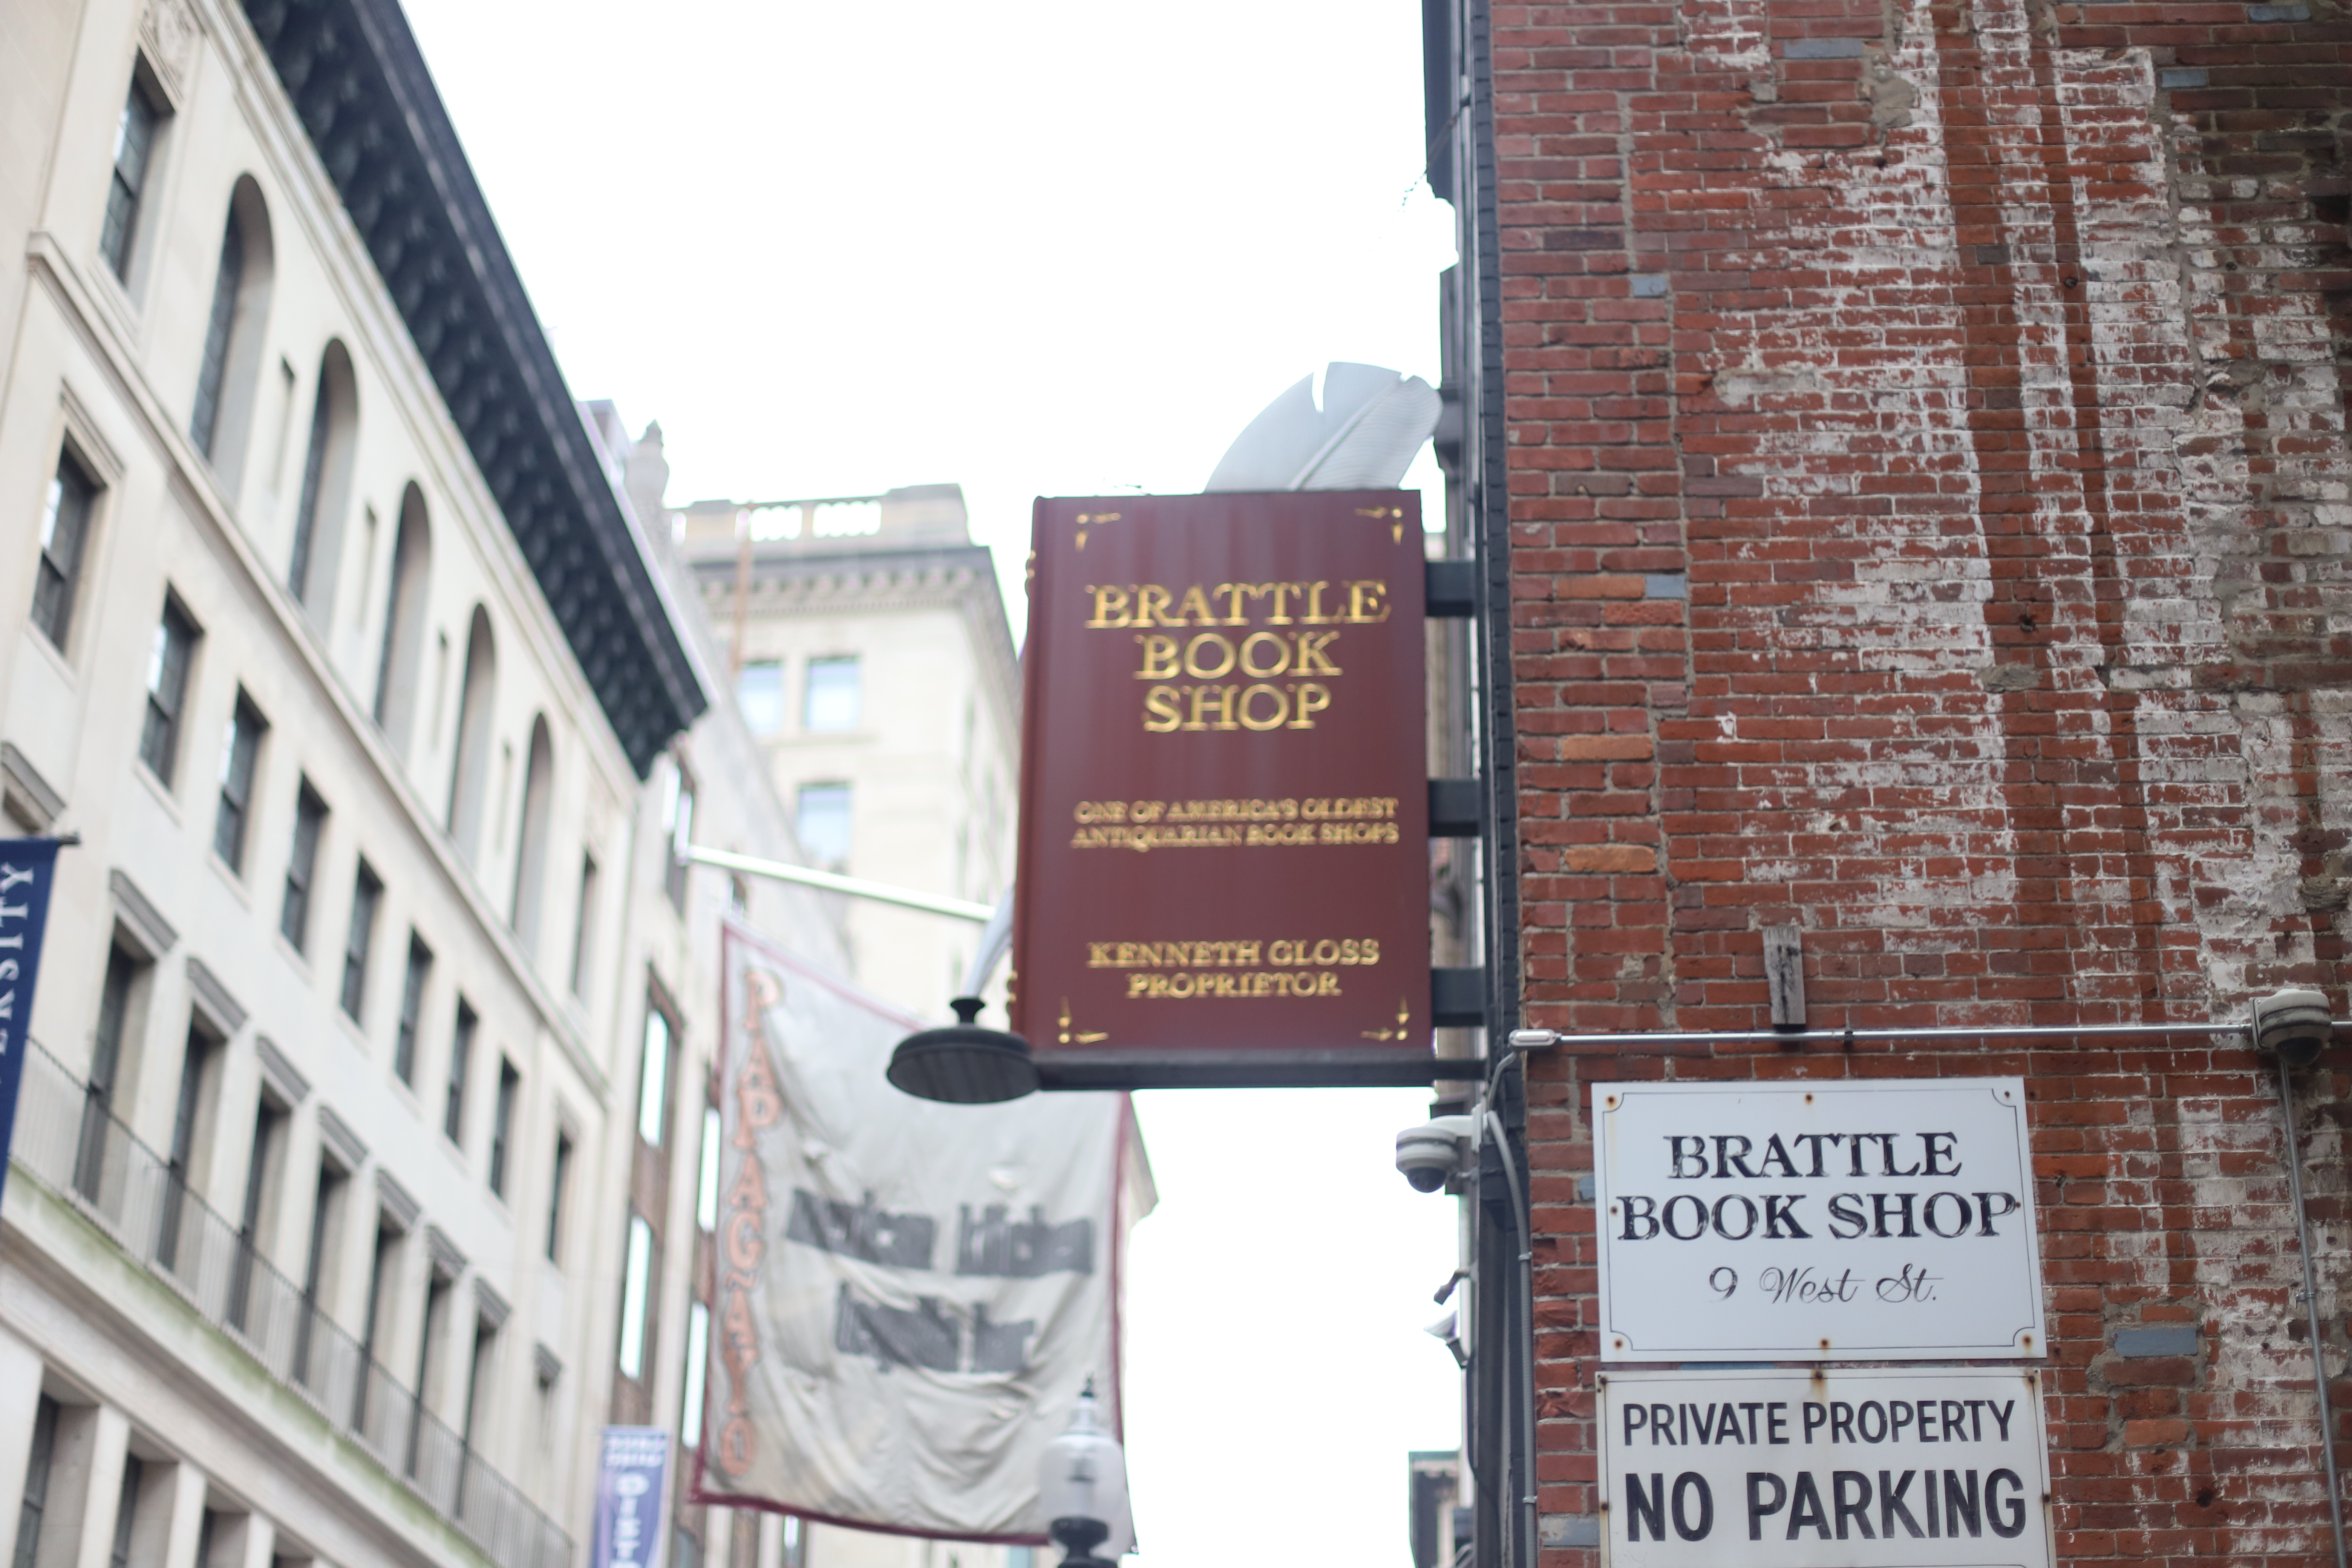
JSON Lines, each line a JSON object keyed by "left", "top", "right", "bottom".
{"left": 1485, "top": 1108, "right": 1537, "bottom": 1568}
{"left": 2276, "top": 1050, "right": 2349, "bottom": 1568}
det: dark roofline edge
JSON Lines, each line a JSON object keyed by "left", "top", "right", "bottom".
{"left": 244, "top": 0, "right": 707, "bottom": 775}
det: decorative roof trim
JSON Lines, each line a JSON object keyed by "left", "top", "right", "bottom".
{"left": 3, "top": 746, "right": 66, "bottom": 833}
{"left": 473, "top": 1278, "right": 510, "bottom": 1330}
{"left": 185, "top": 956, "right": 248, "bottom": 1037}
{"left": 425, "top": 1223, "right": 467, "bottom": 1281}
{"left": 253, "top": 1035, "right": 310, "bottom": 1105}
{"left": 237, "top": 0, "right": 706, "bottom": 775}
{"left": 375, "top": 1168, "right": 420, "bottom": 1231}
{"left": 106, "top": 868, "right": 177, "bottom": 958}
{"left": 317, "top": 1105, "right": 367, "bottom": 1171}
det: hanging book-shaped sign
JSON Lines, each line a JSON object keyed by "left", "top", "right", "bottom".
{"left": 1011, "top": 492, "right": 1431, "bottom": 1088}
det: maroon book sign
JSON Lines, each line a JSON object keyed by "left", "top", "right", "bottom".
{"left": 1011, "top": 491, "right": 1431, "bottom": 1088}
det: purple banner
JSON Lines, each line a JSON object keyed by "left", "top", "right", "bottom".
{"left": 592, "top": 1426, "right": 671, "bottom": 1568}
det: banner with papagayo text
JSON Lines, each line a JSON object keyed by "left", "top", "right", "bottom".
{"left": 692, "top": 920, "right": 1145, "bottom": 1547}
{"left": 1011, "top": 493, "right": 1430, "bottom": 1087}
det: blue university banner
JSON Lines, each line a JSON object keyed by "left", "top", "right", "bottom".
{"left": 0, "top": 838, "right": 64, "bottom": 1211}
{"left": 591, "top": 1426, "right": 671, "bottom": 1568}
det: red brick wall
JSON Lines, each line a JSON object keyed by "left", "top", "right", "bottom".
{"left": 1494, "top": 0, "right": 2352, "bottom": 1555}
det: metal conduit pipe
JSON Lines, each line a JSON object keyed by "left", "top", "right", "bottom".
{"left": 1485, "top": 1110, "right": 1537, "bottom": 1568}
{"left": 1504, "top": 1020, "right": 2350, "bottom": 1050}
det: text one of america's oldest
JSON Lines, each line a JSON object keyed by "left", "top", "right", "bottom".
{"left": 1012, "top": 492, "right": 1431, "bottom": 1082}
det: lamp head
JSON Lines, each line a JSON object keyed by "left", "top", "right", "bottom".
{"left": 887, "top": 997, "right": 1039, "bottom": 1103}
{"left": 1039, "top": 1380, "right": 1127, "bottom": 1564}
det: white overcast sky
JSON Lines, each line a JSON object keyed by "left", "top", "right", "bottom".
{"left": 396, "top": 0, "right": 1465, "bottom": 1558}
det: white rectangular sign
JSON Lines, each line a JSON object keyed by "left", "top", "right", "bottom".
{"left": 1599, "top": 1367, "right": 2052, "bottom": 1568}
{"left": 1593, "top": 1079, "right": 2043, "bottom": 1360}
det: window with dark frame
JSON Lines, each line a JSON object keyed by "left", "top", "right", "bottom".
{"left": 31, "top": 450, "right": 98, "bottom": 651}
{"left": 294, "top": 1161, "right": 343, "bottom": 1389}
{"left": 394, "top": 936, "right": 431, "bottom": 1084}
{"left": 546, "top": 1129, "right": 572, "bottom": 1262}
{"left": 489, "top": 1059, "right": 519, "bottom": 1196}
{"left": 287, "top": 373, "right": 333, "bottom": 603}
{"left": 99, "top": 75, "right": 163, "bottom": 280}
{"left": 460, "top": 1311, "right": 498, "bottom": 1468}
{"left": 213, "top": 691, "right": 267, "bottom": 870}
{"left": 157, "top": 1024, "right": 217, "bottom": 1271}
{"left": 568, "top": 853, "right": 598, "bottom": 998}
{"left": 106, "top": 1456, "right": 140, "bottom": 1568}
{"left": 339, "top": 861, "right": 381, "bottom": 1021}
{"left": 190, "top": 209, "right": 245, "bottom": 456}
{"left": 77, "top": 943, "right": 145, "bottom": 1201}
{"left": 13, "top": 1394, "right": 58, "bottom": 1568}
{"left": 445, "top": 998, "right": 476, "bottom": 1145}
{"left": 227, "top": 1099, "right": 283, "bottom": 1334}
{"left": 353, "top": 1219, "right": 397, "bottom": 1431}
{"left": 409, "top": 1273, "right": 452, "bottom": 1478}
{"left": 280, "top": 780, "right": 328, "bottom": 950}
{"left": 138, "top": 594, "right": 199, "bottom": 784}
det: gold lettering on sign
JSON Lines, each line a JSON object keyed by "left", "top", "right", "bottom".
{"left": 1087, "top": 579, "right": 1392, "bottom": 728}
{"left": 1085, "top": 938, "right": 1381, "bottom": 968}
{"left": 1056, "top": 1000, "right": 1107, "bottom": 1046}
{"left": 1067, "top": 796, "right": 1400, "bottom": 848}
{"left": 1124, "top": 970, "right": 1344, "bottom": 999}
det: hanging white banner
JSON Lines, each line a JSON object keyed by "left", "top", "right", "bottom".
{"left": 693, "top": 920, "right": 1148, "bottom": 1544}
{"left": 1592, "top": 1079, "right": 2044, "bottom": 1360}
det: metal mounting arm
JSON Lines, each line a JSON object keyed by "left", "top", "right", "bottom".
{"left": 685, "top": 845, "right": 995, "bottom": 922}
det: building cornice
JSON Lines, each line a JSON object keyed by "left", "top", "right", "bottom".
{"left": 236, "top": 0, "right": 706, "bottom": 775}
{"left": 687, "top": 546, "right": 1022, "bottom": 748}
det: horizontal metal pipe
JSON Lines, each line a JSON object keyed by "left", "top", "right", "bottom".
{"left": 1504, "top": 1019, "right": 2352, "bottom": 1050}
{"left": 685, "top": 845, "right": 995, "bottom": 922}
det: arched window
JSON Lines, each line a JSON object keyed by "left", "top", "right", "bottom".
{"left": 189, "top": 177, "right": 274, "bottom": 487}
{"left": 446, "top": 606, "right": 497, "bottom": 864}
{"left": 510, "top": 715, "right": 554, "bottom": 953}
{"left": 373, "top": 483, "right": 432, "bottom": 756}
{"left": 287, "top": 341, "right": 357, "bottom": 627}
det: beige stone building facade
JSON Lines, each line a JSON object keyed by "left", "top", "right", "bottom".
{"left": 0, "top": 6, "right": 1049, "bottom": 1568}
{"left": 666, "top": 486, "right": 1021, "bottom": 1026}
{"left": 0, "top": 9, "right": 835, "bottom": 1568}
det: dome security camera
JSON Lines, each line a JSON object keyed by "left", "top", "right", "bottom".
{"left": 1396, "top": 1115, "right": 1477, "bottom": 1194}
